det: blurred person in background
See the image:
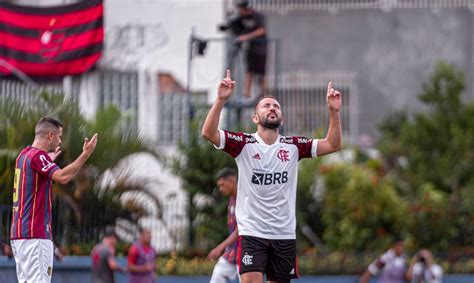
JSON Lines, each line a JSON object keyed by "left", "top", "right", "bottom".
{"left": 1, "top": 241, "right": 13, "bottom": 259}
{"left": 91, "top": 229, "right": 124, "bottom": 283}
{"left": 359, "top": 239, "right": 408, "bottom": 283}
{"left": 234, "top": 0, "right": 267, "bottom": 99}
{"left": 406, "top": 249, "right": 443, "bottom": 283}
{"left": 207, "top": 168, "right": 239, "bottom": 283}
{"left": 127, "top": 227, "right": 157, "bottom": 283}
{"left": 53, "top": 243, "right": 64, "bottom": 262}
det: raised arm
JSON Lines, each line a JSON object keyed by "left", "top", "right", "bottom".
{"left": 201, "top": 70, "right": 235, "bottom": 146}
{"left": 317, "top": 81, "right": 342, "bottom": 156}
{"left": 52, "top": 133, "right": 97, "bottom": 184}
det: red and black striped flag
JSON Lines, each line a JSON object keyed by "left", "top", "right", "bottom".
{"left": 0, "top": 0, "right": 103, "bottom": 77}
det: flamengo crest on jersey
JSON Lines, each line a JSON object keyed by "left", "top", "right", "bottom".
{"left": 215, "top": 130, "right": 318, "bottom": 240}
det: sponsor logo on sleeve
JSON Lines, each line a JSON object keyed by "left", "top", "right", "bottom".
{"left": 227, "top": 133, "right": 243, "bottom": 142}
{"left": 39, "top": 155, "right": 55, "bottom": 172}
{"left": 297, "top": 138, "right": 311, "bottom": 144}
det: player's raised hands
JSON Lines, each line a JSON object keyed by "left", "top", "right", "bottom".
{"left": 326, "top": 81, "right": 342, "bottom": 112}
{"left": 83, "top": 133, "right": 98, "bottom": 158}
{"left": 217, "top": 69, "right": 236, "bottom": 100}
{"left": 48, "top": 145, "right": 62, "bottom": 161}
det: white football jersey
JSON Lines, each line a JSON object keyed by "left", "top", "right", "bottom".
{"left": 216, "top": 130, "right": 318, "bottom": 239}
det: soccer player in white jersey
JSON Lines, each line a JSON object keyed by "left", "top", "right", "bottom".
{"left": 202, "top": 70, "right": 342, "bottom": 283}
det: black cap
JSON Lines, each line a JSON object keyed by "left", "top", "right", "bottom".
{"left": 216, "top": 167, "right": 237, "bottom": 180}
{"left": 236, "top": 0, "right": 251, "bottom": 8}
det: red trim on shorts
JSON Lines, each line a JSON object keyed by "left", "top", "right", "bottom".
{"left": 237, "top": 235, "right": 242, "bottom": 273}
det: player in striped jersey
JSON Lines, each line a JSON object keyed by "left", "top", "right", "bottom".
{"left": 202, "top": 70, "right": 342, "bottom": 282}
{"left": 208, "top": 168, "right": 239, "bottom": 283}
{"left": 10, "top": 116, "right": 98, "bottom": 283}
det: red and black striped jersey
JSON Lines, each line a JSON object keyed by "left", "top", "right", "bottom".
{"left": 11, "top": 146, "right": 59, "bottom": 240}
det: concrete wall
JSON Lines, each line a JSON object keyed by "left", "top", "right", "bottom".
{"left": 267, "top": 8, "right": 473, "bottom": 142}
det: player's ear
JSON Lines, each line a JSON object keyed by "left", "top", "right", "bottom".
{"left": 48, "top": 132, "right": 54, "bottom": 140}
{"left": 252, "top": 113, "right": 259, "bottom": 124}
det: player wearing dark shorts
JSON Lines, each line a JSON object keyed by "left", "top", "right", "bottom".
{"left": 202, "top": 70, "right": 343, "bottom": 282}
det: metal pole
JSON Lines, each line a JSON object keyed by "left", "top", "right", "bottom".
{"left": 185, "top": 28, "right": 196, "bottom": 143}
{"left": 185, "top": 27, "right": 195, "bottom": 248}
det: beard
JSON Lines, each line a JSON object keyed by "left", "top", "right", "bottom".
{"left": 259, "top": 115, "right": 282, "bottom": 129}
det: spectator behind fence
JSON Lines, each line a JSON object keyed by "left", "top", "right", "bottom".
{"left": 406, "top": 249, "right": 443, "bottom": 283}
{"left": 234, "top": 0, "right": 267, "bottom": 98}
{"left": 127, "top": 227, "right": 157, "bottom": 283}
{"left": 91, "top": 229, "right": 124, "bottom": 283}
{"left": 1, "top": 241, "right": 13, "bottom": 259}
{"left": 359, "top": 239, "right": 408, "bottom": 283}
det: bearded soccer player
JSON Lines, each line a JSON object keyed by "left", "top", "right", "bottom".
{"left": 10, "top": 117, "right": 98, "bottom": 283}
{"left": 202, "top": 70, "right": 342, "bottom": 283}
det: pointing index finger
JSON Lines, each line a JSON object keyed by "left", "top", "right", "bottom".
{"left": 226, "top": 69, "right": 231, "bottom": 80}
{"left": 327, "top": 81, "right": 333, "bottom": 93}
{"left": 90, "top": 133, "right": 98, "bottom": 142}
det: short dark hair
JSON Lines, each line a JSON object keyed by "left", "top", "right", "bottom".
{"left": 254, "top": 95, "right": 279, "bottom": 112}
{"left": 138, "top": 226, "right": 151, "bottom": 234}
{"left": 104, "top": 227, "right": 118, "bottom": 240}
{"left": 35, "top": 117, "right": 63, "bottom": 136}
{"left": 216, "top": 167, "right": 237, "bottom": 181}
{"left": 236, "top": 0, "right": 251, "bottom": 9}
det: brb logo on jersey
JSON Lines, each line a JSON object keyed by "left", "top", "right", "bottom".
{"left": 277, "top": 149, "right": 290, "bottom": 162}
{"left": 252, "top": 171, "right": 288, "bottom": 185}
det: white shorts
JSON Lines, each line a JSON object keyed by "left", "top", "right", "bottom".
{"left": 210, "top": 256, "right": 239, "bottom": 283}
{"left": 11, "top": 239, "right": 54, "bottom": 283}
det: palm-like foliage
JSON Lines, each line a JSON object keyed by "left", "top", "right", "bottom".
{"left": 169, "top": 119, "right": 236, "bottom": 251}
{"left": 0, "top": 91, "right": 161, "bottom": 246}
